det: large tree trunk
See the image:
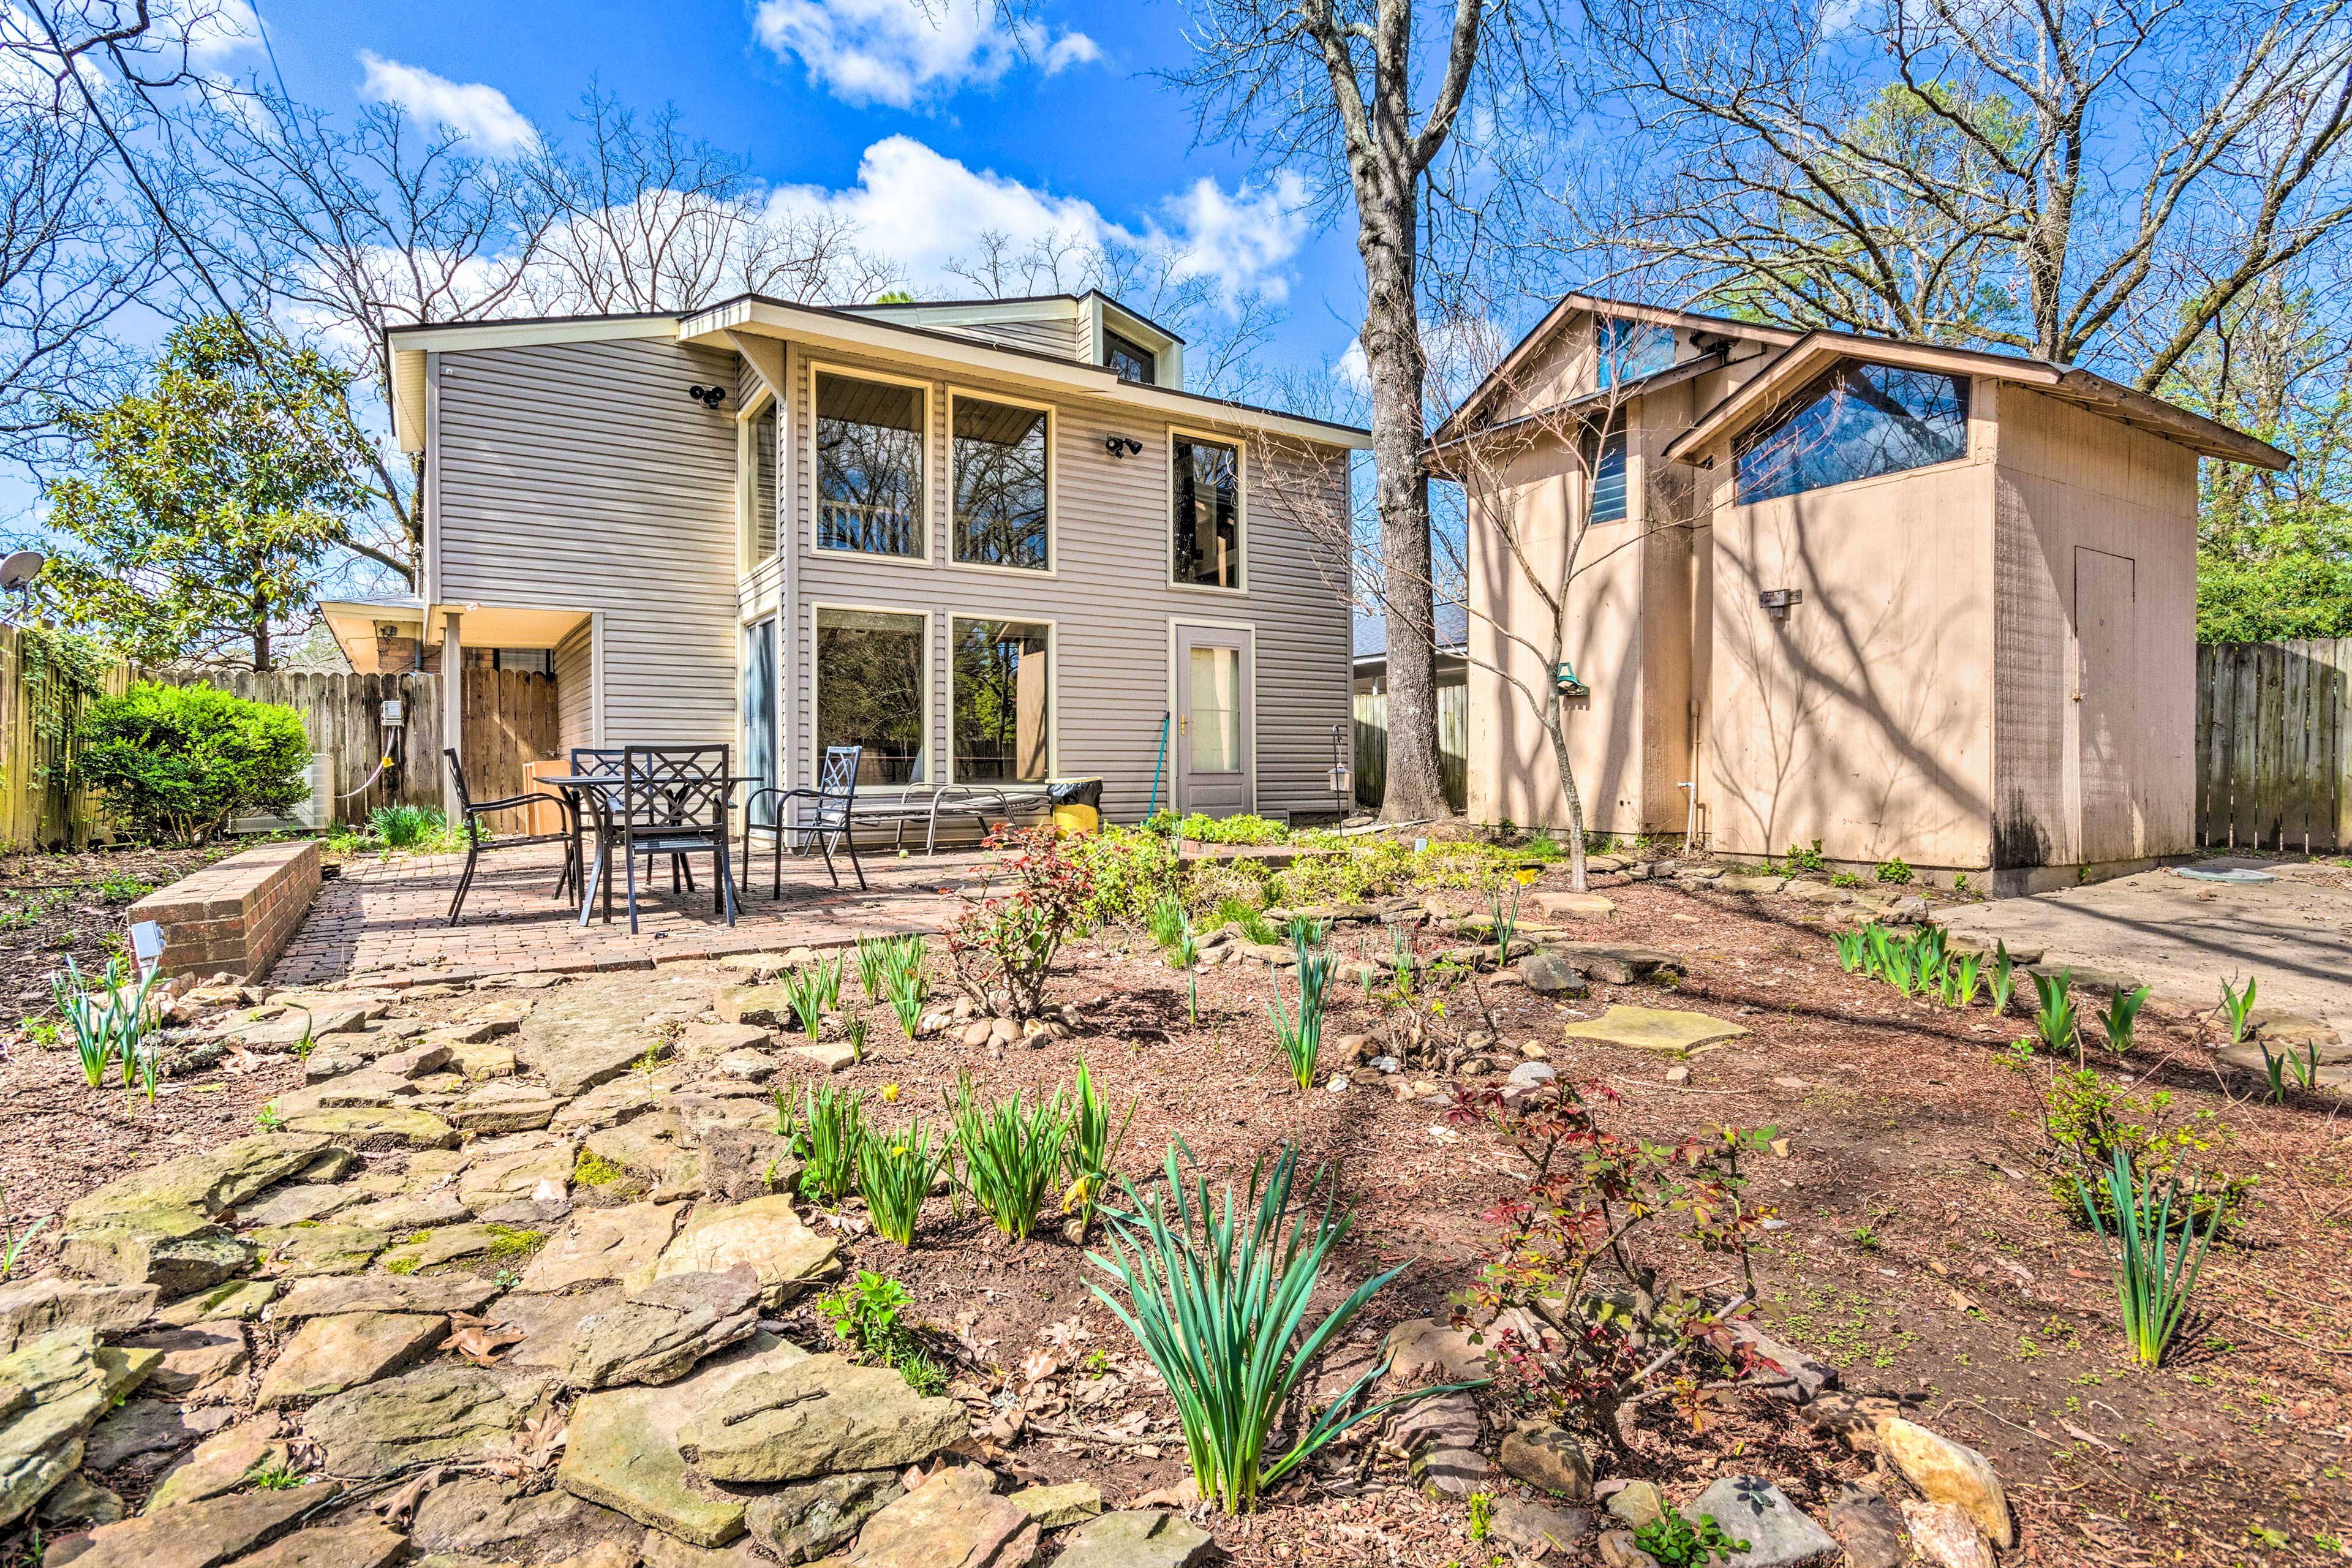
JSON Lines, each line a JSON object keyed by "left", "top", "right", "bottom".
{"left": 1357, "top": 175, "right": 1450, "bottom": 824}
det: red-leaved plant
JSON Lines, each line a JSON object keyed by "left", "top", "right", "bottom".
{"left": 942, "top": 825, "right": 1089, "bottom": 1021}
{"left": 1444, "top": 1077, "right": 1781, "bottom": 1452}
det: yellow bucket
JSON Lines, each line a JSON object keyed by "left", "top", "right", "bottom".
{"left": 1052, "top": 804, "right": 1101, "bottom": 837}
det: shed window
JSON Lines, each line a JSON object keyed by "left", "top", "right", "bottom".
{"left": 1172, "top": 435, "right": 1241, "bottom": 589}
{"left": 816, "top": 371, "right": 925, "bottom": 558}
{"left": 952, "top": 398, "right": 1049, "bottom": 570}
{"left": 952, "top": 618, "right": 1050, "bottom": 783}
{"left": 1734, "top": 363, "right": 1970, "bottom": 505}
{"left": 1591, "top": 426, "right": 1627, "bottom": 524}
{"left": 1105, "top": 330, "right": 1156, "bottom": 384}
{"left": 816, "top": 608, "right": 926, "bottom": 784}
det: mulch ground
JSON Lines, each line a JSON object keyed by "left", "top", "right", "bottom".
{"left": 0, "top": 858, "right": 2345, "bottom": 1567}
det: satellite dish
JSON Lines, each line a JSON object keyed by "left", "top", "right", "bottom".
{"left": 0, "top": 551, "right": 42, "bottom": 590}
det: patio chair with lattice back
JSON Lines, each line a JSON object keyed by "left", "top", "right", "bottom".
{"left": 740, "top": 744, "right": 866, "bottom": 897}
{"left": 441, "top": 748, "right": 576, "bottom": 928}
{"left": 618, "top": 745, "right": 737, "bottom": 933}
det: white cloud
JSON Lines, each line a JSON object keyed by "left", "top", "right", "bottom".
{"left": 187, "top": 0, "right": 261, "bottom": 64}
{"left": 769, "top": 137, "right": 1305, "bottom": 303}
{"left": 752, "top": 0, "right": 1099, "bottom": 108}
{"left": 356, "top": 51, "right": 537, "bottom": 154}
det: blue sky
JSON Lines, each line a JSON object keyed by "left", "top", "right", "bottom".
{"left": 245, "top": 0, "right": 1374, "bottom": 380}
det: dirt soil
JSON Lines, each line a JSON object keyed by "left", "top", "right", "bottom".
{"left": 0, "top": 862, "right": 2346, "bottom": 1567}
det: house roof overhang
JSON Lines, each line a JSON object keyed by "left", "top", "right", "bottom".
{"left": 317, "top": 596, "right": 593, "bottom": 669}
{"left": 1659, "top": 330, "right": 2294, "bottom": 471}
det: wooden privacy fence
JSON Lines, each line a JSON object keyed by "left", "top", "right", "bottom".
{"left": 0, "top": 624, "right": 136, "bottom": 850}
{"left": 2196, "top": 639, "right": 2352, "bottom": 851}
{"left": 1352, "top": 681, "right": 1468, "bottom": 813}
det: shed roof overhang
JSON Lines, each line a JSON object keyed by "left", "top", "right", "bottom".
{"left": 1659, "top": 330, "right": 2294, "bottom": 471}
{"left": 318, "top": 596, "right": 592, "bottom": 669}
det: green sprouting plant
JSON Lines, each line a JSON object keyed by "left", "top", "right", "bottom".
{"left": 856, "top": 937, "right": 895, "bottom": 1000}
{"left": 856, "top": 1116, "right": 941, "bottom": 1246}
{"left": 2219, "top": 974, "right": 2258, "bottom": 1045}
{"left": 0, "top": 1191, "right": 51, "bottom": 1282}
{"left": 1830, "top": 870, "right": 1863, "bottom": 887}
{"left": 782, "top": 963, "right": 834, "bottom": 1043}
{"left": 844, "top": 1015, "right": 869, "bottom": 1065}
{"left": 948, "top": 1074, "right": 1069, "bottom": 1240}
{"left": 1086, "top": 1142, "right": 1469, "bottom": 1514}
{"left": 1874, "top": 855, "right": 1915, "bottom": 886}
{"left": 1784, "top": 839, "right": 1827, "bottom": 873}
{"left": 2076, "top": 1147, "right": 2220, "bottom": 1368}
{"left": 1946, "top": 951, "right": 1984, "bottom": 1009}
{"left": 1211, "top": 897, "right": 1277, "bottom": 946}
{"left": 1061, "top": 1055, "right": 1138, "bottom": 1237}
{"left": 2258, "top": 1040, "right": 2320, "bottom": 1103}
{"left": 2034, "top": 968, "right": 2081, "bottom": 1061}
{"left": 1913, "top": 925, "right": 1948, "bottom": 990}
{"left": 1832, "top": 929, "right": 1868, "bottom": 973}
{"left": 2032, "top": 1061, "right": 2250, "bottom": 1231}
{"left": 254, "top": 1101, "right": 284, "bottom": 1131}
{"left": 885, "top": 966, "right": 928, "bottom": 1039}
{"left": 1633, "top": 1512, "right": 1749, "bottom": 1567}
{"left": 797, "top": 1083, "right": 869, "bottom": 1206}
{"left": 1170, "top": 911, "right": 1202, "bottom": 1027}
{"left": 1468, "top": 1491, "right": 1494, "bottom": 1542}
{"left": 244, "top": 1457, "right": 306, "bottom": 1490}
{"left": 1269, "top": 975, "right": 1324, "bottom": 1093}
{"left": 1148, "top": 894, "right": 1190, "bottom": 954}
{"left": 818, "top": 1268, "right": 920, "bottom": 1360}
{"left": 1485, "top": 882, "right": 1521, "bottom": 959}
{"left": 1292, "top": 924, "right": 1333, "bottom": 1012}
{"left": 369, "top": 803, "right": 443, "bottom": 850}
{"left": 53, "top": 956, "right": 159, "bottom": 1090}
{"left": 1988, "top": 941, "right": 2019, "bottom": 1016}
{"left": 94, "top": 872, "right": 154, "bottom": 904}
{"left": 2099, "top": 984, "right": 2152, "bottom": 1055}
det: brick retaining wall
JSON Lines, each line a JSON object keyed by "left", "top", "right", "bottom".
{"left": 128, "top": 839, "right": 322, "bottom": 981}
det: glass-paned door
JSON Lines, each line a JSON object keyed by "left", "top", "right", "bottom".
{"left": 742, "top": 616, "right": 777, "bottom": 826}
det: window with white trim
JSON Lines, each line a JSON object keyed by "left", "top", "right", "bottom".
{"left": 815, "top": 372, "right": 925, "bottom": 558}
{"left": 951, "top": 618, "right": 1050, "bottom": 783}
{"left": 816, "top": 608, "right": 927, "bottom": 783}
{"left": 952, "top": 398, "right": 1049, "bottom": 570}
{"left": 1171, "top": 435, "right": 1240, "bottom": 589}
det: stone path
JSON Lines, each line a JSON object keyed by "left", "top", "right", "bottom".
{"left": 271, "top": 842, "right": 979, "bottom": 990}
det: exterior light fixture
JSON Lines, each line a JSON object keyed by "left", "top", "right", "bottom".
{"left": 687, "top": 385, "right": 728, "bottom": 409}
{"left": 1103, "top": 434, "right": 1142, "bottom": 458}
{"left": 1758, "top": 588, "right": 1803, "bottom": 622}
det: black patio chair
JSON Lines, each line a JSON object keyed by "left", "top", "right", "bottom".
{"left": 560, "top": 747, "right": 639, "bottom": 902}
{"left": 618, "top": 745, "right": 737, "bottom": 933}
{"left": 442, "top": 748, "right": 576, "bottom": 928}
{"left": 741, "top": 744, "right": 867, "bottom": 896}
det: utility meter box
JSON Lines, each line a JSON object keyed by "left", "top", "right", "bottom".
{"left": 381, "top": 698, "right": 405, "bottom": 728}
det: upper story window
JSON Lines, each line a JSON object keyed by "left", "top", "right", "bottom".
{"left": 815, "top": 370, "right": 925, "bottom": 558}
{"left": 1734, "top": 362, "right": 1970, "bottom": 506}
{"left": 751, "top": 400, "right": 778, "bottom": 560}
{"left": 1105, "top": 330, "right": 1156, "bottom": 384}
{"left": 1592, "top": 425, "right": 1628, "bottom": 524}
{"left": 1595, "top": 317, "right": 1676, "bottom": 388}
{"left": 952, "top": 396, "right": 1050, "bottom": 571}
{"left": 1172, "top": 434, "right": 1242, "bottom": 589}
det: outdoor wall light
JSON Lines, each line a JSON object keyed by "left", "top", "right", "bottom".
{"left": 687, "top": 384, "right": 728, "bottom": 409}
{"left": 1103, "top": 434, "right": 1143, "bottom": 458}
{"left": 1759, "top": 587, "right": 1803, "bottom": 622}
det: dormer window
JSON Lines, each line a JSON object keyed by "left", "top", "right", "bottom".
{"left": 1105, "top": 330, "right": 1156, "bottom": 384}
{"left": 1596, "top": 317, "right": 1675, "bottom": 388}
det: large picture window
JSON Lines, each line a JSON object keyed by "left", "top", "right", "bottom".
{"left": 952, "top": 397, "right": 1050, "bottom": 571}
{"left": 1734, "top": 363, "right": 1970, "bottom": 505}
{"left": 816, "top": 371, "right": 925, "bottom": 558}
{"left": 816, "top": 608, "right": 927, "bottom": 785}
{"left": 952, "top": 618, "right": 1051, "bottom": 783}
{"left": 1172, "top": 435, "right": 1241, "bottom": 589}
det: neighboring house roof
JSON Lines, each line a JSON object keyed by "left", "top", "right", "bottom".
{"left": 1354, "top": 602, "right": 1471, "bottom": 662}
{"left": 382, "top": 290, "right": 1364, "bottom": 453}
{"left": 1660, "top": 328, "right": 2293, "bottom": 471}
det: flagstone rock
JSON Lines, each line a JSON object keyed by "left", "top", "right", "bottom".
{"left": 842, "top": 1466, "right": 1038, "bottom": 1568}
{"left": 1410, "top": 1446, "right": 1490, "bottom": 1498}
{"left": 237, "top": 1186, "right": 358, "bottom": 1229}
{"left": 1530, "top": 892, "right": 1616, "bottom": 921}
{"left": 676, "top": 1352, "right": 966, "bottom": 1482}
{"left": 549, "top": 1268, "right": 760, "bottom": 1390}
{"left": 583, "top": 1116, "right": 684, "bottom": 1182}
{"left": 280, "top": 1107, "right": 459, "bottom": 1152}
{"left": 334, "top": 1193, "right": 472, "bottom": 1233}
{"left": 119, "top": 1325, "right": 246, "bottom": 1403}
{"left": 743, "top": 1470, "right": 903, "bottom": 1564}
{"left": 1717, "top": 874, "right": 1787, "bottom": 895}
{"left": 1559, "top": 1005, "right": 1749, "bottom": 1057}
{"left": 381, "top": 1223, "right": 542, "bottom": 1275}
{"left": 630, "top": 1195, "right": 836, "bottom": 1308}
{"left": 714, "top": 1050, "right": 777, "bottom": 1081}
{"left": 303, "top": 1364, "right": 551, "bottom": 1478}
{"left": 1823, "top": 1485, "right": 1912, "bottom": 1568}
{"left": 1680, "top": 1477, "right": 1838, "bottom": 1567}
{"left": 152, "top": 1278, "right": 277, "bottom": 1328}
{"left": 225, "top": 1521, "right": 407, "bottom": 1568}
{"left": 0, "top": 1280, "right": 157, "bottom": 1354}
{"left": 694, "top": 1128, "right": 801, "bottom": 1205}
{"left": 247, "top": 1225, "right": 388, "bottom": 1278}
{"left": 677, "top": 1023, "right": 770, "bottom": 1059}
{"left": 521, "top": 1204, "right": 681, "bottom": 1293}
{"left": 1899, "top": 1498, "right": 1993, "bottom": 1568}
{"left": 559, "top": 1333, "right": 811, "bottom": 1547}
{"left": 145, "top": 1416, "right": 288, "bottom": 1510}
{"left": 713, "top": 987, "right": 797, "bottom": 1031}
{"left": 518, "top": 993, "right": 661, "bottom": 1096}
{"left": 460, "top": 1140, "right": 578, "bottom": 1211}
{"left": 1605, "top": 1480, "right": 1666, "bottom": 1530}
{"left": 59, "top": 1208, "right": 255, "bottom": 1293}
{"left": 1382, "top": 1319, "right": 1485, "bottom": 1384}
{"left": 0, "top": 1331, "right": 164, "bottom": 1523}
{"left": 266, "top": 1275, "right": 500, "bottom": 1321}
{"left": 554, "top": 1076, "right": 669, "bottom": 1133}
{"left": 81, "top": 1398, "right": 233, "bottom": 1473}
{"left": 410, "top": 1475, "right": 645, "bottom": 1562}
{"left": 448, "top": 1082, "right": 564, "bottom": 1134}
{"left": 42, "top": 1479, "right": 338, "bottom": 1568}
{"left": 1880, "top": 1418, "right": 2012, "bottom": 1549}
{"left": 1008, "top": 1482, "right": 1102, "bottom": 1529}
{"left": 37, "top": 1472, "right": 123, "bottom": 1527}
{"left": 225, "top": 1011, "right": 368, "bottom": 1049}
{"left": 1547, "top": 943, "right": 1683, "bottom": 984}
{"left": 1517, "top": 952, "right": 1590, "bottom": 996}
{"left": 1491, "top": 1497, "right": 1591, "bottom": 1556}
{"left": 501, "top": 1285, "right": 625, "bottom": 1372}
{"left": 1499, "top": 1420, "right": 1593, "bottom": 1499}
{"left": 257, "top": 1313, "right": 445, "bottom": 1408}
{"left": 446, "top": 1041, "right": 519, "bottom": 1080}
{"left": 1048, "top": 1509, "right": 1208, "bottom": 1568}
{"left": 1384, "top": 1389, "right": 1480, "bottom": 1455}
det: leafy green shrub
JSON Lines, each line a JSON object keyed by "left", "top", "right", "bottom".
{"left": 1086, "top": 1143, "right": 1452, "bottom": 1512}
{"left": 943, "top": 826, "right": 1088, "bottom": 1020}
{"left": 370, "top": 803, "right": 440, "bottom": 848}
{"left": 80, "top": 681, "right": 308, "bottom": 844}
{"left": 1072, "top": 826, "right": 1182, "bottom": 927}
{"left": 1873, "top": 855, "right": 1915, "bottom": 885}
{"left": 1634, "top": 1513, "right": 1748, "bottom": 1567}
{"left": 1783, "top": 839, "right": 1827, "bottom": 873}
{"left": 816, "top": 1268, "right": 944, "bottom": 1392}
{"left": 1146, "top": 811, "right": 1291, "bottom": 845}
{"left": 2020, "top": 1053, "right": 2251, "bottom": 1229}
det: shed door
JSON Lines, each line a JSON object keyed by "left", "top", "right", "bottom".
{"left": 1175, "top": 625, "right": 1252, "bottom": 817}
{"left": 2073, "top": 548, "right": 2140, "bottom": 864}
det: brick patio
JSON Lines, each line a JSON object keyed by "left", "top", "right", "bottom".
{"left": 268, "top": 838, "right": 984, "bottom": 989}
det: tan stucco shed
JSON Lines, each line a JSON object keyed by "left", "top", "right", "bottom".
{"left": 1443, "top": 299, "right": 2290, "bottom": 894}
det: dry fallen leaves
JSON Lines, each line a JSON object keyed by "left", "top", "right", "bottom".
{"left": 369, "top": 1464, "right": 445, "bottom": 1526}
{"left": 443, "top": 1313, "right": 526, "bottom": 1366}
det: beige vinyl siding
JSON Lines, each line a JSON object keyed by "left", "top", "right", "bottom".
{"left": 435, "top": 337, "right": 740, "bottom": 747}
{"left": 935, "top": 318, "right": 1085, "bottom": 360}
{"left": 783, "top": 349, "right": 1352, "bottom": 823}
{"left": 554, "top": 620, "right": 594, "bottom": 752}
